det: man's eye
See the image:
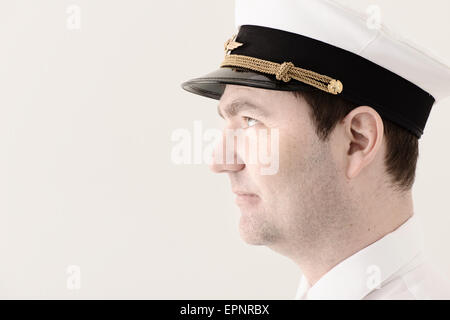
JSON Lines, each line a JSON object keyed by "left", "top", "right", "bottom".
{"left": 244, "top": 116, "right": 258, "bottom": 128}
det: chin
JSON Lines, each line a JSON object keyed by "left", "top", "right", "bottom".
{"left": 238, "top": 214, "right": 278, "bottom": 245}
{"left": 239, "top": 232, "right": 267, "bottom": 246}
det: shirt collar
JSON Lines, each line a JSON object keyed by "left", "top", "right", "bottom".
{"left": 295, "top": 214, "right": 425, "bottom": 300}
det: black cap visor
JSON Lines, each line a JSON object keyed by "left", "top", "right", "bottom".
{"left": 181, "top": 66, "right": 315, "bottom": 100}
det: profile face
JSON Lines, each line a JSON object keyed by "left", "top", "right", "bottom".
{"left": 210, "top": 84, "right": 345, "bottom": 251}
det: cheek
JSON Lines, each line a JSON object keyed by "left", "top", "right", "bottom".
{"left": 252, "top": 130, "right": 307, "bottom": 194}
{"left": 240, "top": 122, "right": 314, "bottom": 193}
{"left": 237, "top": 127, "right": 274, "bottom": 166}
{"left": 268, "top": 130, "right": 320, "bottom": 206}
{"left": 278, "top": 129, "right": 309, "bottom": 174}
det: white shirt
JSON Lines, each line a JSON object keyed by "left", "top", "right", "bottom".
{"left": 295, "top": 215, "right": 450, "bottom": 300}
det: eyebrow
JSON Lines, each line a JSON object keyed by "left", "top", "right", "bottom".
{"left": 217, "top": 99, "right": 267, "bottom": 119}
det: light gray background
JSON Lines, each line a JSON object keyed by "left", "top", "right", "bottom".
{"left": 0, "top": 0, "right": 449, "bottom": 299}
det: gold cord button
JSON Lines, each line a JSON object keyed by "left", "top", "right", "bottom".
{"left": 327, "top": 79, "right": 343, "bottom": 95}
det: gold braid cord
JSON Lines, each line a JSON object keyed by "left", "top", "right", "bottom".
{"left": 220, "top": 54, "right": 343, "bottom": 95}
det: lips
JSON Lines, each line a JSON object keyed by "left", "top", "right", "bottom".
{"left": 232, "top": 190, "right": 258, "bottom": 197}
{"left": 232, "top": 190, "right": 260, "bottom": 207}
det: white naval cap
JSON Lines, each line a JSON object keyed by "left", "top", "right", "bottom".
{"left": 235, "top": 0, "right": 450, "bottom": 102}
{"left": 182, "top": 0, "right": 450, "bottom": 138}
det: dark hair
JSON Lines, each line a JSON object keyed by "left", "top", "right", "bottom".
{"left": 293, "top": 90, "right": 418, "bottom": 192}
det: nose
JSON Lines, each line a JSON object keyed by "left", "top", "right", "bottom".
{"left": 209, "top": 130, "right": 245, "bottom": 173}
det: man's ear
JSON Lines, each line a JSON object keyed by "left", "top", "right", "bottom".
{"left": 342, "top": 106, "right": 384, "bottom": 179}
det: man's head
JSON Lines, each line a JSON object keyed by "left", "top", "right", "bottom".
{"left": 210, "top": 84, "right": 417, "bottom": 257}
{"left": 181, "top": 0, "right": 450, "bottom": 284}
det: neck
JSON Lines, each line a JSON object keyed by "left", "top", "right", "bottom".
{"left": 275, "top": 189, "right": 414, "bottom": 287}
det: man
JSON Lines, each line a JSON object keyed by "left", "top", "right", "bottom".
{"left": 181, "top": 0, "right": 450, "bottom": 299}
